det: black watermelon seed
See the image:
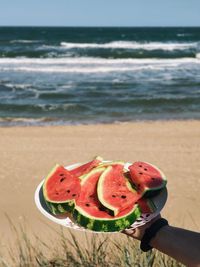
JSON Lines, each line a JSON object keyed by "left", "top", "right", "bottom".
{"left": 139, "top": 165, "right": 142, "bottom": 167}
{"left": 112, "top": 195, "right": 116, "bottom": 198}
{"left": 72, "top": 194, "right": 76, "bottom": 197}
{"left": 151, "top": 178, "right": 156, "bottom": 180}
{"left": 59, "top": 173, "right": 64, "bottom": 176}
{"left": 67, "top": 190, "right": 70, "bottom": 193}
{"left": 60, "top": 178, "right": 65, "bottom": 182}
{"left": 144, "top": 168, "right": 147, "bottom": 171}
{"left": 121, "top": 195, "right": 126, "bottom": 199}
{"left": 86, "top": 203, "right": 90, "bottom": 207}
{"left": 139, "top": 172, "right": 143, "bottom": 175}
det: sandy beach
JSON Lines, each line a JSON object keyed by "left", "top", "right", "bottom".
{"left": 0, "top": 120, "right": 200, "bottom": 255}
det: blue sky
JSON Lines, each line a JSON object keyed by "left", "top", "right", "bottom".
{"left": 0, "top": 0, "right": 200, "bottom": 27}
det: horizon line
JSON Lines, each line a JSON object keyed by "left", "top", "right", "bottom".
{"left": 0, "top": 25, "right": 200, "bottom": 28}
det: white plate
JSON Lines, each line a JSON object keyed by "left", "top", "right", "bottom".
{"left": 35, "top": 162, "right": 168, "bottom": 232}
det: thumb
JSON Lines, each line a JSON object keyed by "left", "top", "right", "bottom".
{"left": 122, "top": 228, "right": 136, "bottom": 236}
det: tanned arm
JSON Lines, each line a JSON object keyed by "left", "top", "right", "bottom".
{"left": 123, "top": 216, "right": 200, "bottom": 267}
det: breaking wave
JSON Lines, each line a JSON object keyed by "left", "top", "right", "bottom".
{"left": 60, "top": 41, "right": 198, "bottom": 51}
{"left": 0, "top": 57, "right": 199, "bottom": 73}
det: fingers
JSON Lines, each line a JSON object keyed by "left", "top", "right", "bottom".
{"left": 122, "top": 228, "right": 136, "bottom": 236}
{"left": 121, "top": 215, "right": 162, "bottom": 240}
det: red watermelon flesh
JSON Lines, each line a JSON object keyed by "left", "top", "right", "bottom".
{"left": 43, "top": 165, "right": 81, "bottom": 203}
{"left": 76, "top": 167, "right": 137, "bottom": 219}
{"left": 97, "top": 165, "right": 141, "bottom": 216}
{"left": 76, "top": 167, "right": 109, "bottom": 218}
{"left": 69, "top": 156, "right": 103, "bottom": 178}
{"left": 128, "top": 161, "right": 167, "bottom": 195}
{"left": 137, "top": 198, "right": 156, "bottom": 214}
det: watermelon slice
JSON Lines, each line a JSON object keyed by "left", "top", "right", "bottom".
{"left": 73, "top": 167, "right": 141, "bottom": 232}
{"left": 97, "top": 165, "right": 141, "bottom": 216}
{"left": 43, "top": 164, "right": 81, "bottom": 215}
{"left": 128, "top": 161, "right": 167, "bottom": 197}
{"left": 69, "top": 156, "right": 103, "bottom": 178}
{"left": 137, "top": 198, "right": 156, "bottom": 214}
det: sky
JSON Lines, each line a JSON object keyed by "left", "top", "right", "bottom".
{"left": 0, "top": 0, "right": 200, "bottom": 27}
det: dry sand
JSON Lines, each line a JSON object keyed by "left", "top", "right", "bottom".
{"left": 0, "top": 120, "right": 200, "bottom": 253}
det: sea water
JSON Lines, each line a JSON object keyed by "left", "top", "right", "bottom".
{"left": 0, "top": 27, "right": 200, "bottom": 126}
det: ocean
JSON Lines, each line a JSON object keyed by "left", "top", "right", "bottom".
{"left": 0, "top": 27, "right": 200, "bottom": 126}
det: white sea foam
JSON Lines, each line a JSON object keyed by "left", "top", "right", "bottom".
{"left": 4, "top": 83, "right": 32, "bottom": 89}
{"left": 0, "top": 66, "right": 155, "bottom": 73}
{"left": 177, "top": 33, "right": 192, "bottom": 37}
{"left": 0, "top": 117, "right": 83, "bottom": 126}
{"left": 0, "top": 117, "right": 58, "bottom": 125}
{"left": 60, "top": 41, "right": 197, "bottom": 51}
{"left": 0, "top": 57, "right": 199, "bottom": 73}
{"left": 196, "top": 53, "right": 200, "bottom": 59}
{"left": 0, "top": 57, "right": 199, "bottom": 65}
{"left": 10, "top": 40, "right": 41, "bottom": 44}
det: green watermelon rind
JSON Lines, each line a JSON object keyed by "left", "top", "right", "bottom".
{"left": 97, "top": 166, "right": 118, "bottom": 216}
{"left": 143, "top": 188, "right": 164, "bottom": 198}
{"left": 79, "top": 166, "right": 106, "bottom": 185}
{"left": 45, "top": 200, "right": 74, "bottom": 215}
{"left": 73, "top": 204, "right": 141, "bottom": 232}
{"left": 97, "top": 161, "right": 125, "bottom": 168}
{"left": 42, "top": 164, "right": 76, "bottom": 215}
{"left": 145, "top": 198, "right": 157, "bottom": 213}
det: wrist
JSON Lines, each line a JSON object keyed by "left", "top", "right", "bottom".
{"left": 140, "top": 218, "right": 169, "bottom": 252}
{"left": 134, "top": 215, "right": 161, "bottom": 240}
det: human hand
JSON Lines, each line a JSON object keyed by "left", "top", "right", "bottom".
{"left": 122, "top": 214, "right": 161, "bottom": 240}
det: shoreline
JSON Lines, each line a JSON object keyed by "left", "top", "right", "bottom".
{"left": 0, "top": 117, "right": 200, "bottom": 128}
{"left": 0, "top": 119, "right": 200, "bottom": 249}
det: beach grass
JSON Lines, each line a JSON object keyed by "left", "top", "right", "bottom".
{"left": 1, "top": 217, "right": 185, "bottom": 267}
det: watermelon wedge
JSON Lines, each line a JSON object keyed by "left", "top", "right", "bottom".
{"left": 69, "top": 156, "right": 103, "bottom": 178}
{"left": 97, "top": 165, "right": 141, "bottom": 216}
{"left": 43, "top": 164, "right": 81, "bottom": 215}
{"left": 73, "top": 167, "right": 141, "bottom": 232}
{"left": 137, "top": 198, "right": 156, "bottom": 214}
{"left": 128, "top": 161, "right": 167, "bottom": 197}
